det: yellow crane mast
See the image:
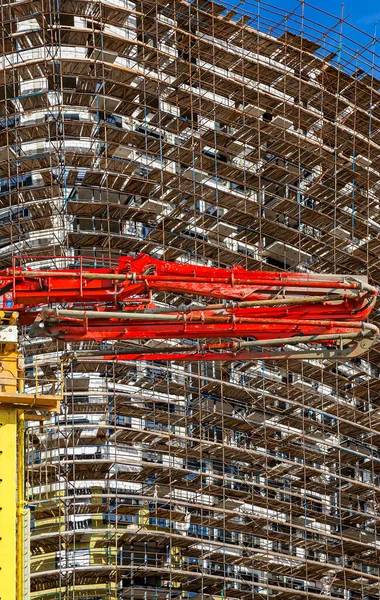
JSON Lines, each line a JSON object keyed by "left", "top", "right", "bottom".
{"left": 0, "top": 311, "right": 61, "bottom": 600}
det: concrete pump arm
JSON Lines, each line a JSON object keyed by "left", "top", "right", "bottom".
{"left": 0, "top": 254, "right": 377, "bottom": 599}
{"left": 0, "top": 253, "right": 377, "bottom": 361}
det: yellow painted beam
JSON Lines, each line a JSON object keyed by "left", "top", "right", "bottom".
{"left": 0, "top": 317, "right": 61, "bottom": 600}
{"left": 0, "top": 406, "right": 17, "bottom": 600}
{"left": 0, "top": 394, "right": 60, "bottom": 410}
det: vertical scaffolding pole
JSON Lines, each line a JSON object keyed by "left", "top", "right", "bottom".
{"left": 17, "top": 410, "right": 28, "bottom": 600}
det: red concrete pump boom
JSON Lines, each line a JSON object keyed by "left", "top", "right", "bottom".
{"left": 0, "top": 253, "right": 378, "bottom": 362}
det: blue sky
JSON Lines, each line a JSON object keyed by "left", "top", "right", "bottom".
{"left": 234, "top": 0, "right": 379, "bottom": 76}
{"left": 271, "top": 0, "right": 379, "bottom": 36}
{"left": 276, "top": 0, "right": 379, "bottom": 75}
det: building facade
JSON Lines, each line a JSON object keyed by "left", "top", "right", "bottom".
{"left": 2, "top": 0, "right": 380, "bottom": 598}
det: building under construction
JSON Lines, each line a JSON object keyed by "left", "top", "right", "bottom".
{"left": 1, "top": 0, "right": 380, "bottom": 598}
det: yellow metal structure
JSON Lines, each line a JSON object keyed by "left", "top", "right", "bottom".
{"left": 0, "top": 312, "right": 61, "bottom": 600}
{"left": 0, "top": 405, "right": 17, "bottom": 600}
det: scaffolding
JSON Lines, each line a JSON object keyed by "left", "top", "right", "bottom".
{"left": 1, "top": 0, "right": 380, "bottom": 598}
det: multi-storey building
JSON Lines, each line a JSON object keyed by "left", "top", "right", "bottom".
{"left": 2, "top": 0, "right": 380, "bottom": 598}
